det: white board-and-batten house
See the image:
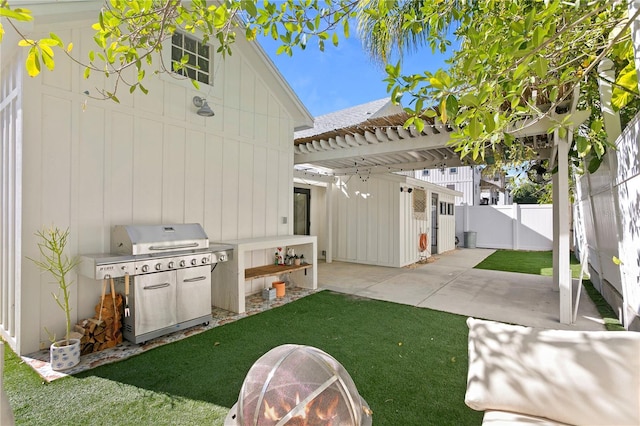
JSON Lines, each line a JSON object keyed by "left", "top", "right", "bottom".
{"left": 0, "top": 3, "right": 313, "bottom": 356}
{"left": 293, "top": 99, "right": 462, "bottom": 267}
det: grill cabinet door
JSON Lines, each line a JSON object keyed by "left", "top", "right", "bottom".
{"left": 177, "top": 265, "right": 212, "bottom": 323}
{"left": 134, "top": 271, "right": 177, "bottom": 335}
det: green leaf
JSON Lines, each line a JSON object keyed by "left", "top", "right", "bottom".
{"left": 39, "top": 38, "right": 60, "bottom": 47}
{"left": 332, "top": 32, "right": 338, "bottom": 47}
{"left": 49, "top": 33, "right": 64, "bottom": 47}
{"left": 41, "top": 45, "right": 55, "bottom": 71}
{"left": 404, "top": 116, "right": 415, "bottom": 127}
{"left": 532, "top": 26, "right": 546, "bottom": 47}
{"left": 513, "top": 62, "right": 529, "bottom": 80}
{"left": 587, "top": 156, "right": 602, "bottom": 174}
{"left": 612, "top": 62, "right": 638, "bottom": 111}
{"left": 0, "top": 7, "right": 34, "bottom": 21}
{"left": 483, "top": 112, "right": 495, "bottom": 133}
{"left": 243, "top": 1, "right": 257, "bottom": 17}
{"left": 459, "top": 93, "right": 477, "bottom": 107}
{"left": 25, "top": 47, "right": 41, "bottom": 77}
{"left": 422, "top": 109, "right": 437, "bottom": 119}
{"left": 445, "top": 94, "right": 458, "bottom": 122}
{"left": 430, "top": 77, "right": 444, "bottom": 89}
{"left": 590, "top": 119, "right": 603, "bottom": 133}
{"left": 439, "top": 97, "right": 448, "bottom": 123}
{"left": 534, "top": 57, "right": 548, "bottom": 79}
{"left": 503, "top": 133, "right": 514, "bottom": 146}
{"left": 575, "top": 136, "right": 589, "bottom": 157}
{"left": 467, "top": 116, "right": 481, "bottom": 139}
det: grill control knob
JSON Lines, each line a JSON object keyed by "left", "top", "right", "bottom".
{"left": 191, "top": 259, "right": 197, "bottom": 266}
{"left": 168, "top": 261, "right": 175, "bottom": 269}
{"left": 179, "top": 260, "right": 186, "bottom": 267}
{"left": 201, "top": 257, "right": 208, "bottom": 264}
{"left": 155, "top": 263, "right": 162, "bottom": 271}
{"left": 141, "top": 265, "right": 149, "bottom": 273}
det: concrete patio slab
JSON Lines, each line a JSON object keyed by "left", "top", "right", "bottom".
{"left": 318, "top": 248, "right": 606, "bottom": 331}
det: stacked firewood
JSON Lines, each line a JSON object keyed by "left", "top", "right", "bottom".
{"left": 75, "top": 292, "right": 124, "bottom": 355}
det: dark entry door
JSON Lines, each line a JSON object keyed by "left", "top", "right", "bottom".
{"left": 294, "top": 187, "right": 311, "bottom": 235}
{"left": 431, "top": 194, "right": 438, "bottom": 252}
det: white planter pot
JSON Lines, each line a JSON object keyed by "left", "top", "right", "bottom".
{"left": 50, "top": 338, "right": 81, "bottom": 371}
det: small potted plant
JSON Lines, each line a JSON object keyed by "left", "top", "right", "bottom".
{"left": 29, "top": 226, "right": 81, "bottom": 370}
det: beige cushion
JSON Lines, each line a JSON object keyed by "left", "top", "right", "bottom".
{"left": 465, "top": 317, "right": 640, "bottom": 426}
{"left": 482, "top": 410, "right": 571, "bottom": 425}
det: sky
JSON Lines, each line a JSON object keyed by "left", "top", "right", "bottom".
{"left": 257, "top": 33, "right": 454, "bottom": 117}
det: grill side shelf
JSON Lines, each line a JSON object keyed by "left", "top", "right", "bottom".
{"left": 245, "top": 264, "right": 312, "bottom": 281}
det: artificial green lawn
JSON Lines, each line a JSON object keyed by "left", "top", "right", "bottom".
{"left": 5, "top": 249, "right": 621, "bottom": 425}
{"left": 474, "top": 249, "right": 582, "bottom": 278}
{"left": 5, "top": 291, "right": 482, "bottom": 426}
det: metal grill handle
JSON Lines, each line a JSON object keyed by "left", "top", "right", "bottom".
{"left": 148, "top": 243, "right": 199, "bottom": 251}
{"left": 183, "top": 276, "right": 207, "bottom": 283}
{"left": 143, "top": 283, "right": 171, "bottom": 290}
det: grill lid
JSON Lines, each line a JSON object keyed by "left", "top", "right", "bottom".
{"left": 111, "top": 223, "right": 209, "bottom": 255}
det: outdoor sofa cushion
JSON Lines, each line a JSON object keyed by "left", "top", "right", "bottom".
{"left": 465, "top": 317, "right": 640, "bottom": 426}
{"left": 481, "top": 410, "right": 571, "bottom": 425}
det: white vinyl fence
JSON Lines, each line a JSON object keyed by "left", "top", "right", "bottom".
{"left": 574, "top": 114, "right": 640, "bottom": 331}
{"left": 455, "top": 204, "right": 553, "bottom": 251}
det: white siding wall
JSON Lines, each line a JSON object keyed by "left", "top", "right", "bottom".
{"left": 332, "top": 175, "right": 400, "bottom": 267}
{"left": 412, "top": 166, "right": 477, "bottom": 205}
{"left": 9, "top": 23, "right": 297, "bottom": 354}
{"left": 329, "top": 174, "right": 458, "bottom": 267}
{"left": 0, "top": 31, "right": 22, "bottom": 350}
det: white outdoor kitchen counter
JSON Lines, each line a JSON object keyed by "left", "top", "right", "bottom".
{"left": 210, "top": 235, "right": 317, "bottom": 313}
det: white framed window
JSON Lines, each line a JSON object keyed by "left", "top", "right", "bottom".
{"left": 447, "top": 184, "right": 455, "bottom": 190}
{"left": 422, "top": 169, "right": 430, "bottom": 176}
{"left": 171, "top": 32, "right": 211, "bottom": 85}
{"left": 449, "top": 167, "right": 458, "bottom": 174}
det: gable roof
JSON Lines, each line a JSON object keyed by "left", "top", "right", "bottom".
{"left": 15, "top": 1, "right": 313, "bottom": 131}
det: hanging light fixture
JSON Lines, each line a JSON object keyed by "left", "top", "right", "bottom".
{"left": 192, "top": 96, "right": 215, "bottom": 117}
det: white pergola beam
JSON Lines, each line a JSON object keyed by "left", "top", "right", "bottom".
{"left": 331, "top": 157, "right": 466, "bottom": 176}
{"left": 295, "top": 132, "right": 451, "bottom": 164}
{"left": 509, "top": 110, "right": 590, "bottom": 138}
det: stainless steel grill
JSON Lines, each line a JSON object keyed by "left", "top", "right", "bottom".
{"left": 80, "top": 223, "right": 233, "bottom": 344}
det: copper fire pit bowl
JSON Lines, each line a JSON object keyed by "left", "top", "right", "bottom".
{"left": 225, "top": 344, "right": 373, "bottom": 425}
